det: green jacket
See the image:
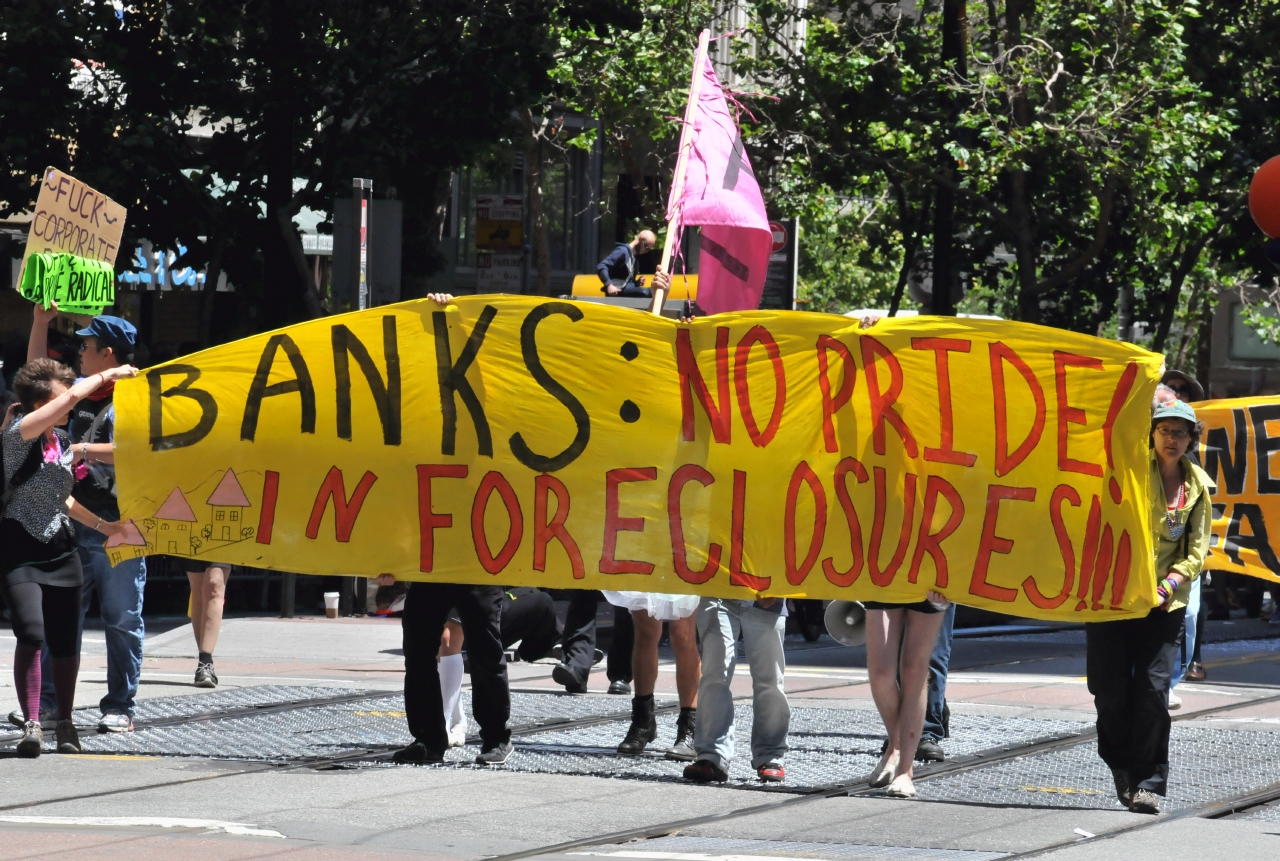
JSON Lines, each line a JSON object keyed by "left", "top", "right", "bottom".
{"left": 1148, "top": 450, "right": 1212, "bottom": 611}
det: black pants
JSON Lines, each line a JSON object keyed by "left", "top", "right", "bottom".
{"left": 3, "top": 581, "right": 81, "bottom": 656}
{"left": 1086, "top": 607, "right": 1185, "bottom": 796}
{"left": 561, "top": 590, "right": 634, "bottom": 685}
{"left": 501, "top": 587, "right": 560, "bottom": 662}
{"left": 403, "top": 583, "right": 510, "bottom": 752}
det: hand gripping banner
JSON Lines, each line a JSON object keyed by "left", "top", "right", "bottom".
{"left": 113, "top": 297, "right": 1163, "bottom": 620}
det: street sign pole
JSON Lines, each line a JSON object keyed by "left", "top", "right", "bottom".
{"left": 345, "top": 177, "right": 374, "bottom": 614}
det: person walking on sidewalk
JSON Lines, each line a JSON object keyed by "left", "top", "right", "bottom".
{"left": 1087, "top": 399, "right": 1211, "bottom": 815}
{"left": 553, "top": 589, "right": 634, "bottom": 695}
{"left": 184, "top": 560, "right": 231, "bottom": 688}
{"left": 2, "top": 359, "right": 134, "bottom": 756}
{"left": 27, "top": 307, "right": 146, "bottom": 733}
{"left": 683, "top": 597, "right": 790, "bottom": 784}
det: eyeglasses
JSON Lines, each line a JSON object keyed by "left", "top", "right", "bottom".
{"left": 1155, "top": 427, "right": 1190, "bottom": 440}
{"left": 1167, "top": 384, "right": 1189, "bottom": 396}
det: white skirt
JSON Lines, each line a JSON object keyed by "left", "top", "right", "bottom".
{"left": 601, "top": 590, "right": 700, "bottom": 621}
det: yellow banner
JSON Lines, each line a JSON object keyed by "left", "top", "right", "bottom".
{"left": 1196, "top": 397, "right": 1280, "bottom": 583}
{"left": 113, "top": 297, "right": 1163, "bottom": 620}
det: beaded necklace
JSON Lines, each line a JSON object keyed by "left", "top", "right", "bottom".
{"left": 1166, "top": 481, "right": 1186, "bottom": 539}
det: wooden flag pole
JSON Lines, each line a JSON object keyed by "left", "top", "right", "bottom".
{"left": 648, "top": 28, "right": 711, "bottom": 316}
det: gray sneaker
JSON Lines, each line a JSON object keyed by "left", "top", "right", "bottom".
{"left": 194, "top": 662, "right": 218, "bottom": 688}
{"left": 1129, "top": 788, "right": 1160, "bottom": 814}
{"left": 16, "top": 720, "right": 42, "bottom": 757}
{"left": 97, "top": 711, "right": 134, "bottom": 733}
{"left": 56, "top": 719, "right": 80, "bottom": 753}
{"left": 8, "top": 709, "right": 55, "bottom": 730}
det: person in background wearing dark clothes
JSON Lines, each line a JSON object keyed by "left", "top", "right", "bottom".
{"left": 1087, "top": 399, "right": 1210, "bottom": 815}
{"left": 918, "top": 604, "right": 956, "bottom": 761}
{"left": 554, "top": 590, "right": 634, "bottom": 694}
{"left": 597, "top": 230, "right": 656, "bottom": 297}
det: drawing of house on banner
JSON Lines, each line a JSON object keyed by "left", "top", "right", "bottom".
{"left": 105, "top": 521, "right": 148, "bottom": 567}
{"left": 155, "top": 487, "right": 198, "bottom": 554}
{"left": 206, "top": 469, "right": 251, "bottom": 541}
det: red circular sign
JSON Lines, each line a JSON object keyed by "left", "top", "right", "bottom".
{"left": 769, "top": 221, "right": 788, "bottom": 254}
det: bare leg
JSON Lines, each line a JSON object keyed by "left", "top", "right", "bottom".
{"left": 438, "top": 620, "right": 464, "bottom": 657}
{"left": 187, "top": 572, "right": 206, "bottom": 652}
{"left": 865, "top": 608, "right": 906, "bottom": 752}
{"left": 194, "top": 566, "right": 228, "bottom": 656}
{"left": 668, "top": 614, "right": 700, "bottom": 708}
{"left": 631, "top": 610, "right": 662, "bottom": 696}
{"left": 891, "top": 609, "right": 946, "bottom": 787}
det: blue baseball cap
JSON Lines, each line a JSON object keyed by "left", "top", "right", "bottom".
{"left": 1152, "top": 400, "right": 1197, "bottom": 425}
{"left": 76, "top": 315, "right": 137, "bottom": 354}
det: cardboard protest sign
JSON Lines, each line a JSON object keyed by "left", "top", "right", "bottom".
{"left": 22, "top": 168, "right": 126, "bottom": 273}
{"left": 113, "top": 297, "right": 1163, "bottom": 620}
{"left": 1197, "top": 397, "right": 1280, "bottom": 583}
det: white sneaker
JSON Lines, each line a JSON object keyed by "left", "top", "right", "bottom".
{"left": 1167, "top": 692, "right": 1182, "bottom": 710}
{"left": 8, "top": 709, "right": 55, "bottom": 730}
{"left": 869, "top": 747, "right": 899, "bottom": 787}
{"left": 97, "top": 711, "right": 134, "bottom": 733}
{"left": 447, "top": 724, "right": 467, "bottom": 748}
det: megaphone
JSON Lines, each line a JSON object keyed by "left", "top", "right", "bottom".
{"left": 824, "top": 600, "right": 867, "bottom": 647}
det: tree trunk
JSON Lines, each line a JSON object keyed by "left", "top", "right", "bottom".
{"left": 1003, "top": 0, "right": 1040, "bottom": 324}
{"left": 523, "top": 109, "right": 553, "bottom": 295}
{"left": 1194, "top": 284, "right": 1215, "bottom": 395}
{"left": 1151, "top": 235, "right": 1210, "bottom": 353}
{"left": 932, "top": 0, "right": 967, "bottom": 317}
{"left": 262, "top": 0, "right": 304, "bottom": 329}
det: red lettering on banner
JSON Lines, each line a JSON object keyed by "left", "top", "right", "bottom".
{"left": 600, "top": 467, "right": 657, "bottom": 575}
{"left": 989, "top": 342, "right": 1046, "bottom": 477}
{"left": 970, "top": 484, "right": 1035, "bottom": 602}
{"left": 1109, "top": 531, "right": 1132, "bottom": 610}
{"left": 534, "top": 474, "right": 584, "bottom": 579}
{"left": 735, "top": 327, "right": 786, "bottom": 447}
{"left": 822, "top": 457, "right": 868, "bottom": 587}
{"left": 1088, "top": 525, "right": 1115, "bottom": 611}
{"left": 1053, "top": 351, "right": 1104, "bottom": 477}
{"left": 677, "top": 328, "right": 731, "bottom": 443}
{"left": 1101, "top": 361, "right": 1139, "bottom": 471}
{"left": 860, "top": 336, "right": 918, "bottom": 457}
{"left": 868, "top": 466, "right": 918, "bottom": 587}
{"left": 668, "top": 464, "right": 722, "bottom": 584}
{"left": 471, "top": 471, "right": 523, "bottom": 574}
{"left": 1075, "top": 495, "right": 1103, "bottom": 611}
{"left": 729, "top": 470, "right": 770, "bottom": 590}
{"left": 912, "top": 338, "right": 977, "bottom": 467}
{"left": 817, "top": 335, "right": 856, "bottom": 453}
{"left": 1024, "top": 484, "right": 1080, "bottom": 609}
{"left": 416, "top": 464, "right": 468, "bottom": 572}
{"left": 907, "top": 475, "right": 964, "bottom": 587}
{"left": 255, "top": 470, "right": 280, "bottom": 545}
{"left": 785, "top": 462, "right": 827, "bottom": 586}
{"left": 306, "top": 466, "right": 377, "bottom": 543}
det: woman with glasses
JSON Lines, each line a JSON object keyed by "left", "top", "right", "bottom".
{"left": 1086, "top": 399, "right": 1211, "bottom": 814}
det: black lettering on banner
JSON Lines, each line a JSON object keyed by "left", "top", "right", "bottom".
{"left": 1252, "top": 404, "right": 1280, "bottom": 494}
{"left": 1224, "top": 502, "right": 1280, "bottom": 574}
{"left": 240, "top": 334, "right": 317, "bottom": 441}
{"left": 332, "top": 316, "right": 401, "bottom": 445}
{"left": 433, "top": 305, "right": 496, "bottom": 457}
{"left": 509, "top": 302, "right": 591, "bottom": 472}
{"left": 1210, "top": 503, "right": 1226, "bottom": 549}
{"left": 1203, "top": 409, "right": 1247, "bottom": 494}
{"left": 149, "top": 365, "right": 219, "bottom": 451}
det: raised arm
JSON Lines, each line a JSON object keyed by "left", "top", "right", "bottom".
{"left": 19, "top": 365, "right": 137, "bottom": 441}
{"left": 26, "top": 303, "right": 58, "bottom": 364}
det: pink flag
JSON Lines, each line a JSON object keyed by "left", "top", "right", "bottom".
{"left": 670, "top": 51, "right": 773, "bottom": 315}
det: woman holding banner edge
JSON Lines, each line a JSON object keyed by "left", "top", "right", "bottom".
{"left": 1085, "top": 398, "right": 1210, "bottom": 814}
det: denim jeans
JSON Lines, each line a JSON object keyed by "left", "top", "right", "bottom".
{"left": 693, "top": 598, "right": 790, "bottom": 770}
{"left": 921, "top": 602, "right": 956, "bottom": 742}
{"left": 41, "top": 521, "right": 147, "bottom": 716}
{"left": 1171, "top": 578, "right": 1201, "bottom": 689}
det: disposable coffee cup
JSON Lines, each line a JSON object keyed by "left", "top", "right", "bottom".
{"left": 324, "top": 591, "right": 340, "bottom": 619}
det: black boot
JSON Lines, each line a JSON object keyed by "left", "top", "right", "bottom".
{"left": 665, "top": 707, "right": 696, "bottom": 761}
{"left": 617, "top": 695, "right": 657, "bottom": 755}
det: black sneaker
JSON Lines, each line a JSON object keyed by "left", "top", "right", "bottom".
{"left": 391, "top": 742, "right": 444, "bottom": 764}
{"left": 475, "top": 741, "right": 514, "bottom": 765}
{"left": 607, "top": 679, "right": 631, "bottom": 695}
{"left": 16, "top": 720, "right": 42, "bottom": 758}
{"left": 194, "top": 661, "right": 218, "bottom": 689}
{"left": 56, "top": 719, "right": 80, "bottom": 754}
{"left": 916, "top": 737, "right": 945, "bottom": 762}
{"left": 552, "top": 663, "right": 588, "bottom": 694}
{"left": 1129, "top": 788, "right": 1159, "bottom": 814}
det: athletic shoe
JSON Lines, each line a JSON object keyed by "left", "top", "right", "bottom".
{"left": 194, "top": 661, "right": 218, "bottom": 689}
{"left": 869, "top": 747, "right": 899, "bottom": 787}
{"left": 55, "top": 719, "right": 80, "bottom": 754}
{"left": 916, "top": 737, "right": 945, "bottom": 762}
{"left": 475, "top": 741, "right": 513, "bottom": 765}
{"left": 447, "top": 724, "right": 467, "bottom": 748}
{"left": 1167, "top": 692, "right": 1182, "bottom": 710}
{"left": 885, "top": 774, "right": 917, "bottom": 798}
{"left": 16, "top": 720, "right": 42, "bottom": 758}
{"left": 683, "top": 759, "right": 728, "bottom": 783}
{"left": 757, "top": 763, "right": 785, "bottom": 782}
{"left": 1185, "top": 662, "right": 1207, "bottom": 681}
{"left": 1130, "top": 788, "right": 1160, "bottom": 814}
{"left": 607, "top": 680, "right": 631, "bottom": 695}
{"left": 97, "top": 711, "right": 134, "bottom": 733}
{"left": 8, "top": 709, "right": 55, "bottom": 730}
{"left": 391, "top": 741, "right": 444, "bottom": 764}
{"left": 552, "top": 662, "right": 588, "bottom": 694}
{"left": 665, "top": 708, "right": 696, "bottom": 761}
{"left": 1111, "top": 768, "right": 1132, "bottom": 807}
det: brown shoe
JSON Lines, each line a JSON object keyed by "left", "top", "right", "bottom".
{"left": 1130, "top": 788, "right": 1160, "bottom": 814}
{"left": 56, "top": 719, "right": 80, "bottom": 753}
{"left": 1185, "top": 662, "right": 1207, "bottom": 681}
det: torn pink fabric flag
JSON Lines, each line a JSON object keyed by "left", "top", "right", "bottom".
{"left": 671, "top": 52, "right": 773, "bottom": 315}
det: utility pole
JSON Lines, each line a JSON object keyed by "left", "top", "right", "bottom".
{"left": 932, "top": 0, "right": 967, "bottom": 317}
{"left": 340, "top": 177, "right": 374, "bottom": 617}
